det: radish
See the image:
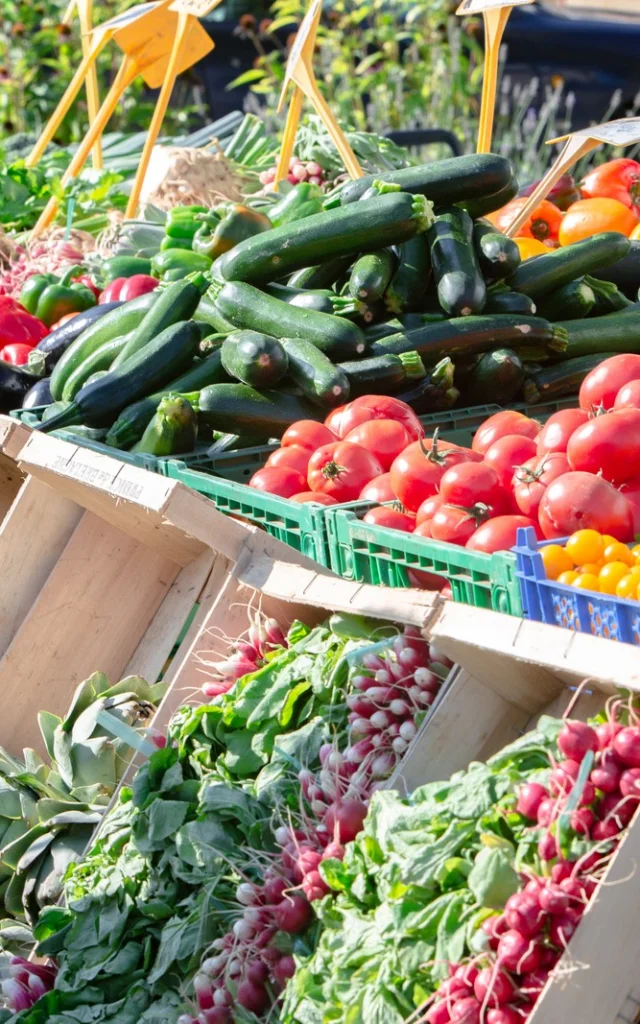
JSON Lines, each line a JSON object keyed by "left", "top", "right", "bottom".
{"left": 263, "top": 876, "right": 287, "bottom": 903}
{"left": 274, "top": 894, "right": 312, "bottom": 934}
{"left": 235, "top": 882, "right": 258, "bottom": 907}
{"left": 473, "top": 967, "right": 515, "bottom": 1006}
{"left": 370, "top": 710, "right": 392, "bottom": 730}
{"left": 324, "top": 799, "right": 367, "bottom": 842}
{"left": 362, "top": 653, "right": 386, "bottom": 671}
{"left": 345, "top": 738, "right": 374, "bottom": 764}
{"left": 399, "top": 720, "right": 417, "bottom": 743}
{"left": 551, "top": 860, "right": 575, "bottom": 883}
{"left": 549, "top": 760, "right": 580, "bottom": 795}
{"left": 570, "top": 807, "right": 595, "bottom": 836}
{"left": 601, "top": 792, "right": 636, "bottom": 826}
{"left": 592, "top": 818, "right": 620, "bottom": 841}
{"left": 614, "top": 727, "right": 640, "bottom": 768}
{"left": 620, "top": 768, "right": 640, "bottom": 799}
{"left": 264, "top": 617, "right": 286, "bottom": 648}
{"left": 557, "top": 721, "right": 599, "bottom": 760}
{"left": 392, "top": 736, "right": 409, "bottom": 755}
{"left": 591, "top": 762, "right": 621, "bottom": 793}
{"left": 548, "top": 909, "right": 581, "bottom": 948}
{"left": 450, "top": 997, "right": 481, "bottom": 1023}
{"left": 236, "top": 979, "right": 269, "bottom": 1014}
{"left": 273, "top": 954, "right": 296, "bottom": 988}
{"left": 539, "top": 884, "right": 569, "bottom": 915}
{"left": 486, "top": 1008, "right": 522, "bottom": 1024}
{"left": 504, "top": 895, "right": 544, "bottom": 938}
{"left": 350, "top": 717, "right": 373, "bottom": 737}
{"left": 516, "top": 782, "right": 547, "bottom": 819}
{"left": 194, "top": 974, "right": 214, "bottom": 1010}
{"left": 302, "top": 870, "right": 330, "bottom": 901}
{"left": 497, "top": 931, "right": 543, "bottom": 972}
{"left": 297, "top": 849, "right": 322, "bottom": 874}
{"left": 414, "top": 667, "right": 441, "bottom": 692}
{"left": 596, "top": 721, "right": 622, "bottom": 750}
{"left": 455, "top": 964, "right": 479, "bottom": 986}
{"left": 435, "top": 977, "right": 470, "bottom": 1002}
{"left": 429, "top": 642, "right": 454, "bottom": 668}
{"left": 426, "top": 1002, "right": 453, "bottom": 1024}
{"left": 232, "top": 918, "right": 255, "bottom": 942}
{"left": 373, "top": 668, "right": 392, "bottom": 685}
{"left": 371, "top": 752, "right": 395, "bottom": 779}
{"left": 537, "top": 798, "right": 558, "bottom": 827}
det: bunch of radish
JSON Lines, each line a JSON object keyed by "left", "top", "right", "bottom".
{"left": 201, "top": 614, "right": 287, "bottom": 699}
{"left": 259, "top": 157, "right": 325, "bottom": 189}
{"left": 0, "top": 242, "right": 86, "bottom": 299}
{"left": 1, "top": 957, "right": 57, "bottom": 1012}
{"left": 179, "top": 628, "right": 451, "bottom": 1022}
{"left": 423, "top": 710, "right": 640, "bottom": 1024}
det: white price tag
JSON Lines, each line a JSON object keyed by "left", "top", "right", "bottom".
{"left": 574, "top": 117, "right": 640, "bottom": 147}
{"left": 456, "top": 0, "right": 533, "bottom": 12}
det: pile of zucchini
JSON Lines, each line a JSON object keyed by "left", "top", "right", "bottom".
{"left": 33, "top": 152, "right": 640, "bottom": 454}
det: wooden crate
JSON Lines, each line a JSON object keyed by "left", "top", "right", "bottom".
{"left": 0, "top": 429, "right": 332, "bottom": 754}
{"left": 394, "top": 600, "right": 640, "bottom": 1024}
{"left": 0, "top": 415, "right": 28, "bottom": 522}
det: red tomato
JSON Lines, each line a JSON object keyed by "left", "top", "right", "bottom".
{"left": 619, "top": 478, "right": 640, "bottom": 534}
{"left": 513, "top": 451, "right": 570, "bottom": 519}
{"left": 579, "top": 354, "right": 640, "bottom": 412}
{"left": 483, "top": 434, "right": 538, "bottom": 492}
{"left": 536, "top": 408, "right": 589, "bottom": 455}
{"left": 249, "top": 466, "right": 306, "bottom": 498}
{"left": 337, "top": 395, "right": 424, "bottom": 441}
{"left": 390, "top": 438, "right": 474, "bottom": 512}
{"left": 473, "top": 410, "right": 540, "bottom": 455}
{"left": 344, "top": 418, "right": 412, "bottom": 471}
{"left": 431, "top": 505, "right": 479, "bottom": 546}
{"left": 281, "top": 420, "right": 336, "bottom": 451}
{"left": 324, "top": 404, "right": 348, "bottom": 436}
{"left": 581, "top": 158, "right": 640, "bottom": 213}
{"left": 307, "top": 442, "right": 383, "bottom": 502}
{"left": 413, "top": 521, "right": 433, "bottom": 539}
{"left": 416, "top": 494, "right": 444, "bottom": 526}
{"left": 290, "top": 491, "right": 338, "bottom": 505}
{"left": 0, "top": 342, "right": 34, "bottom": 364}
{"left": 266, "top": 445, "right": 310, "bottom": 475}
{"left": 439, "top": 461, "right": 508, "bottom": 512}
{"left": 359, "top": 473, "right": 395, "bottom": 503}
{"left": 614, "top": 379, "right": 640, "bottom": 411}
{"left": 539, "top": 471, "right": 633, "bottom": 541}
{"left": 465, "top": 515, "right": 542, "bottom": 553}
{"left": 567, "top": 409, "right": 640, "bottom": 483}
{"left": 363, "top": 506, "right": 414, "bottom": 532}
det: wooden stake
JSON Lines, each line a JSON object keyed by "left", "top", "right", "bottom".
{"left": 274, "top": 84, "right": 303, "bottom": 188}
{"left": 505, "top": 135, "right": 595, "bottom": 237}
{"left": 77, "top": 0, "right": 103, "bottom": 169}
{"left": 476, "top": 6, "right": 510, "bottom": 153}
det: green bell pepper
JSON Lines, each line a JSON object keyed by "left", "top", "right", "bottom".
{"left": 101, "top": 256, "right": 152, "bottom": 283}
{"left": 151, "top": 249, "right": 213, "bottom": 281}
{"left": 268, "top": 183, "right": 324, "bottom": 227}
{"left": 192, "top": 204, "right": 272, "bottom": 260}
{"left": 160, "top": 235, "right": 194, "bottom": 252}
{"left": 165, "top": 205, "right": 209, "bottom": 241}
{"left": 20, "top": 265, "right": 97, "bottom": 326}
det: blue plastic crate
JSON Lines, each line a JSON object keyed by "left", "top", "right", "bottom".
{"left": 514, "top": 526, "right": 640, "bottom": 646}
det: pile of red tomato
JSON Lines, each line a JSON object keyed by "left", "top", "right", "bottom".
{"left": 250, "top": 353, "right": 640, "bottom": 558}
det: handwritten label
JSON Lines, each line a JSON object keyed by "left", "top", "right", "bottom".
{"left": 284, "top": 0, "right": 321, "bottom": 80}
{"left": 456, "top": 0, "right": 532, "bottom": 12}
{"left": 576, "top": 117, "right": 640, "bottom": 147}
{"left": 168, "top": 0, "right": 223, "bottom": 16}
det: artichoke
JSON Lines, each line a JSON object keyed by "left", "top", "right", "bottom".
{"left": 0, "top": 673, "right": 162, "bottom": 951}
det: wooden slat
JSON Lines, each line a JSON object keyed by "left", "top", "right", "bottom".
{"left": 0, "top": 453, "right": 23, "bottom": 520}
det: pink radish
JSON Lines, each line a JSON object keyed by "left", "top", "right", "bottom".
{"left": 236, "top": 980, "right": 269, "bottom": 1014}
{"left": 450, "top": 997, "right": 481, "bottom": 1023}
{"left": 473, "top": 967, "right": 515, "bottom": 1006}
{"left": 273, "top": 954, "right": 296, "bottom": 988}
{"left": 274, "top": 895, "right": 312, "bottom": 934}
{"left": 516, "top": 782, "right": 547, "bottom": 819}
{"left": 557, "top": 721, "right": 599, "bottom": 760}
{"left": 324, "top": 800, "right": 367, "bottom": 842}
{"left": 497, "top": 931, "right": 543, "bottom": 972}
{"left": 426, "top": 1002, "right": 453, "bottom": 1024}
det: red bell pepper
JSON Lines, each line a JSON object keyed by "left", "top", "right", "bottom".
{"left": 73, "top": 274, "right": 101, "bottom": 301}
{"left": 0, "top": 342, "right": 35, "bottom": 365}
{"left": 0, "top": 297, "right": 47, "bottom": 354}
{"left": 100, "top": 275, "right": 158, "bottom": 303}
{"left": 99, "top": 277, "right": 127, "bottom": 304}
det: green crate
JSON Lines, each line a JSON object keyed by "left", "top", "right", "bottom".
{"left": 157, "top": 443, "right": 279, "bottom": 482}
{"left": 163, "top": 457, "right": 331, "bottom": 565}
{"left": 325, "top": 501, "right": 520, "bottom": 615}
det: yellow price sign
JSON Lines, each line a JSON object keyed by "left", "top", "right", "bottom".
{"left": 506, "top": 117, "right": 640, "bottom": 237}
{"left": 457, "top": 0, "right": 534, "bottom": 154}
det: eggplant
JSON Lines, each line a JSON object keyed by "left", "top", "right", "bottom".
{"left": 29, "top": 301, "right": 124, "bottom": 374}
{"left": 22, "top": 376, "right": 53, "bottom": 409}
{"left": 0, "top": 361, "right": 41, "bottom": 413}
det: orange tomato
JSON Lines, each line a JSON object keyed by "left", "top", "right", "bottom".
{"left": 488, "top": 197, "right": 563, "bottom": 242}
{"left": 540, "top": 544, "right": 574, "bottom": 580}
{"left": 49, "top": 312, "right": 79, "bottom": 331}
{"left": 513, "top": 237, "right": 548, "bottom": 260}
{"left": 558, "top": 197, "right": 638, "bottom": 246}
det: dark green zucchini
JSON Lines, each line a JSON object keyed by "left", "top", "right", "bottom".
{"left": 556, "top": 312, "right": 640, "bottom": 358}
{"left": 583, "top": 275, "right": 632, "bottom": 316}
{"left": 221, "top": 331, "right": 288, "bottom": 388}
{"left": 105, "top": 350, "right": 228, "bottom": 450}
{"left": 39, "top": 321, "right": 200, "bottom": 431}
{"left": 426, "top": 207, "right": 486, "bottom": 316}
{"left": 508, "top": 232, "right": 630, "bottom": 298}
{"left": 461, "top": 177, "right": 519, "bottom": 219}
{"left": 363, "top": 318, "right": 404, "bottom": 343}
{"left": 333, "top": 154, "right": 513, "bottom": 206}
{"left": 197, "top": 384, "right": 322, "bottom": 439}
{"left": 215, "top": 192, "right": 432, "bottom": 285}
{"left": 132, "top": 395, "right": 197, "bottom": 456}
{"left": 265, "top": 283, "right": 362, "bottom": 317}
{"left": 535, "top": 278, "right": 596, "bottom": 322}
{"left": 523, "top": 354, "right": 619, "bottom": 404}
{"left": 464, "top": 348, "right": 525, "bottom": 406}
{"left": 212, "top": 280, "right": 367, "bottom": 360}
{"left": 288, "top": 256, "right": 354, "bottom": 290}
{"left": 29, "top": 301, "right": 123, "bottom": 375}
{"left": 473, "top": 221, "right": 521, "bottom": 280}
{"left": 112, "top": 276, "right": 204, "bottom": 367}
{"left": 349, "top": 250, "right": 396, "bottom": 303}
{"left": 484, "top": 289, "right": 537, "bottom": 316}
{"left": 282, "top": 337, "right": 350, "bottom": 407}
{"left": 61, "top": 331, "right": 133, "bottom": 402}
{"left": 384, "top": 235, "right": 430, "bottom": 315}
{"left": 590, "top": 240, "right": 640, "bottom": 298}
{"left": 195, "top": 294, "right": 235, "bottom": 335}
{"left": 370, "top": 314, "right": 568, "bottom": 364}
{"left": 337, "top": 350, "right": 425, "bottom": 397}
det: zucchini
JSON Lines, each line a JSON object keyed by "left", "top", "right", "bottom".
{"left": 265, "top": 283, "right": 362, "bottom": 317}
{"left": 349, "top": 250, "right": 395, "bottom": 303}
{"left": 338, "top": 350, "right": 425, "bottom": 397}
{"left": 583, "top": 275, "right": 632, "bottom": 316}
{"left": 333, "top": 154, "right": 513, "bottom": 206}
{"left": 28, "top": 301, "right": 123, "bottom": 376}
{"left": 221, "top": 331, "right": 288, "bottom": 388}
{"left": 484, "top": 289, "right": 537, "bottom": 316}
{"left": 50, "top": 291, "right": 156, "bottom": 401}
{"left": 39, "top": 321, "right": 200, "bottom": 431}
{"left": 197, "top": 383, "right": 322, "bottom": 439}
{"left": 426, "top": 207, "right": 486, "bottom": 316}
{"left": 590, "top": 240, "right": 640, "bottom": 298}
{"left": 132, "top": 395, "right": 197, "bottom": 456}
{"left": 61, "top": 331, "right": 133, "bottom": 402}
{"left": 461, "top": 177, "right": 519, "bottom": 219}
{"left": 112, "top": 277, "right": 204, "bottom": 367}
{"left": 535, "top": 278, "right": 595, "bottom": 321}
{"left": 464, "top": 348, "right": 524, "bottom": 406}
{"left": 106, "top": 350, "right": 228, "bottom": 450}
{"left": 384, "top": 235, "right": 430, "bottom": 314}
{"left": 370, "top": 314, "right": 568, "bottom": 364}
{"left": 363, "top": 318, "right": 404, "bottom": 343}
{"left": 508, "top": 232, "right": 630, "bottom": 298}
{"left": 288, "top": 256, "right": 353, "bottom": 290}
{"left": 215, "top": 192, "right": 433, "bottom": 285}
{"left": 282, "top": 337, "right": 350, "bottom": 407}
{"left": 212, "top": 280, "right": 367, "bottom": 360}
{"left": 556, "top": 312, "right": 640, "bottom": 358}
{"left": 473, "top": 221, "right": 521, "bottom": 280}
{"left": 195, "top": 293, "right": 235, "bottom": 335}
{"left": 523, "top": 354, "right": 618, "bottom": 404}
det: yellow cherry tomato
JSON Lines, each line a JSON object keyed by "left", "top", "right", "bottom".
{"left": 558, "top": 571, "right": 579, "bottom": 586}
{"left": 580, "top": 562, "right": 603, "bottom": 576}
{"left": 632, "top": 543, "right": 640, "bottom": 562}
{"left": 616, "top": 572, "right": 640, "bottom": 599}
{"left": 565, "top": 530, "right": 605, "bottom": 566}
{"left": 599, "top": 561, "right": 631, "bottom": 594}
{"left": 513, "top": 236, "right": 549, "bottom": 260}
{"left": 572, "top": 573, "right": 600, "bottom": 591}
{"left": 603, "top": 542, "right": 635, "bottom": 567}
{"left": 603, "top": 535, "right": 619, "bottom": 547}
{"left": 540, "top": 544, "right": 575, "bottom": 580}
